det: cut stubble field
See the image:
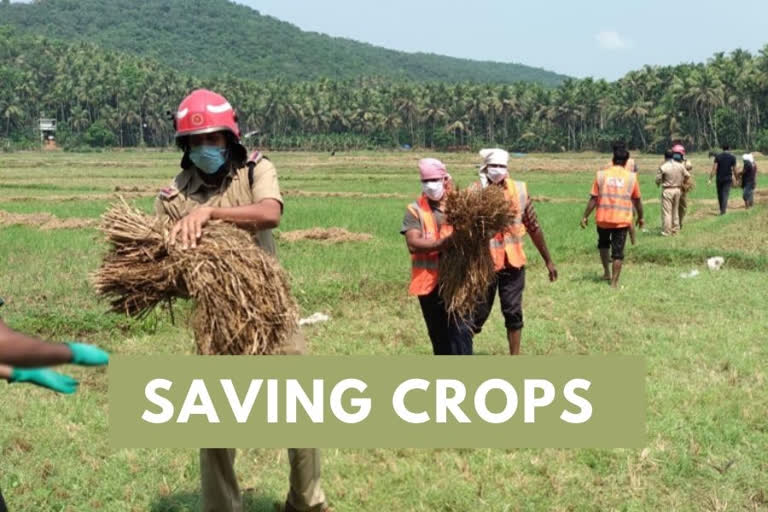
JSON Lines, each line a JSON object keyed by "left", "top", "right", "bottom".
{"left": 1, "top": 150, "right": 767, "bottom": 511}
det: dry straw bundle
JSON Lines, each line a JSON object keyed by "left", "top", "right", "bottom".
{"left": 280, "top": 227, "right": 373, "bottom": 243}
{"left": 439, "top": 185, "right": 516, "bottom": 321}
{"left": 92, "top": 200, "right": 298, "bottom": 355}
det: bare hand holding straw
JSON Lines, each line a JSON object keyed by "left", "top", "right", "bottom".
{"left": 169, "top": 200, "right": 282, "bottom": 249}
{"left": 169, "top": 206, "right": 213, "bottom": 249}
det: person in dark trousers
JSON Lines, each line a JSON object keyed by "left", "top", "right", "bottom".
{"left": 741, "top": 153, "right": 757, "bottom": 209}
{"left": 709, "top": 144, "right": 737, "bottom": 214}
{"left": 471, "top": 148, "right": 558, "bottom": 356}
{"left": 402, "top": 158, "right": 473, "bottom": 355}
{"left": 581, "top": 147, "right": 645, "bottom": 288}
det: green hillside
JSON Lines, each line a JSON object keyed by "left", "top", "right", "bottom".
{"left": 0, "top": 0, "right": 568, "bottom": 85}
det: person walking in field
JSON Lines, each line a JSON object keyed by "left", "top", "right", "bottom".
{"left": 672, "top": 144, "right": 695, "bottom": 229}
{"left": 0, "top": 300, "right": 110, "bottom": 512}
{"left": 155, "top": 89, "right": 328, "bottom": 512}
{"left": 470, "top": 149, "right": 558, "bottom": 356}
{"left": 608, "top": 141, "right": 638, "bottom": 243}
{"left": 741, "top": 153, "right": 758, "bottom": 209}
{"left": 656, "top": 146, "right": 690, "bottom": 236}
{"left": 709, "top": 144, "right": 737, "bottom": 215}
{"left": 401, "top": 158, "right": 473, "bottom": 355}
{"left": 608, "top": 141, "right": 638, "bottom": 174}
{"left": 581, "top": 146, "right": 645, "bottom": 288}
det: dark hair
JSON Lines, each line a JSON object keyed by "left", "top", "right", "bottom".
{"left": 612, "top": 141, "right": 627, "bottom": 152}
{"left": 664, "top": 149, "right": 673, "bottom": 160}
{"left": 612, "top": 147, "right": 629, "bottom": 166}
{"left": 721, "top": 143, "right": 730, "bottom": 151}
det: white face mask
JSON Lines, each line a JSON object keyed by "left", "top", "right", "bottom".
{"left": 422, "top": 180, "right": 445, "bottom": 201}
{"left": 487, "top": 167, "right": 508, "bottom": 184}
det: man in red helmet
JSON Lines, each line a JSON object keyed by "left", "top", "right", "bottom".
{"left": 155, "top": 89, "right": 328, "bottom": 512}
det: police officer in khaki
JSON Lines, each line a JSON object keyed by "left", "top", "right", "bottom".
{"left": 672, "top": 144, "right": 694, "bottom": 228}
{"left": 155, "top": 89, "right": 328, "bottom": 512}
{"left": 656, "top": 146, "right": 690, "bottom": 236}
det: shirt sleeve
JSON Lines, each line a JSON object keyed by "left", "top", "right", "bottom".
{"left": 590, "top": 179, "right": 599, "bottom": 197}
{"left": 521, "top": 198, "right": 540, "bottom": 235}
{"left": 631, "top": 179, "right": 641, "bottom": 199}
{"left": 400, "top": 206, "right": 421, "bottom": 235}
{"left": 251, "top": 159, "right": 283, "bottom": 206}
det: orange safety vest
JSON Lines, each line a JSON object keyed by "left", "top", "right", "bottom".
{"left": 406, "top": 195, "right": 453, "bottom": 296}
{"left": 486, "top": 179, "right": 528, "bottom": 271}
{"left": 595, "top": 167, "right": 636, "bottom": 228}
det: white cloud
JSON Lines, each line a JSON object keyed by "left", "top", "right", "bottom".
{"left": 595, "top": 30, "right": 632, "bottom": 50}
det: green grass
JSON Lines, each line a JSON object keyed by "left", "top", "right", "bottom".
{"left": 1, "top": 150, "right": 767, "bottom": 511}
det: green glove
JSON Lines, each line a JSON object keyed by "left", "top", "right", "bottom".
{"left": 66, "top": 342, "right": 110, "bottom": 366}
{"left": 9, "top": 368, "right": 79, "bottom": 394}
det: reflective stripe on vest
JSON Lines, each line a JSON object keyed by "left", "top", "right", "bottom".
{"left": 595, "top": 168, "right": 635, "bottom": 226}
{"left": 490, "top": 180, "right": 527, "bottom": 270}
{"left": 408, "top": 195, "right": 452, "bottom": 296}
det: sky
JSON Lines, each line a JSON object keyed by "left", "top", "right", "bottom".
{"left": 237, "top": 0, "right": 768, "bottom": 80}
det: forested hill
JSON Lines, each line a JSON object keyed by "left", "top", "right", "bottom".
{"left": 0, "top": 0, "right": 568, "bottom": 85}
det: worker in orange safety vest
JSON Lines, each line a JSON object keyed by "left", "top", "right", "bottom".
{"left": 471, "top": 148, "right": 558, "bottom": 356}
{"left": 581, "top": 145, "right": 645, "bottom": 288}
{"left": 401, "top": 158, "right": 473, "bottom": 355}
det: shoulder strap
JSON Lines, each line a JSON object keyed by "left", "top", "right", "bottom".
{"left": 246, "top": 150, "right": 264, "bottom": 187}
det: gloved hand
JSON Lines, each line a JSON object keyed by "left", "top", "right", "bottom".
{"left": 9, "top": 368, "right": 78, "bottom": 394}
{"left": 66, "top": 342, "right": 110, "bottom": 366}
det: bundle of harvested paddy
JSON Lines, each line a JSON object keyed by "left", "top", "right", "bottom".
{"left": 439, "top": 185, "right": 516, "bottom": 321}
{"left": 92, "top": 200, "right": 298, "bottom": 355}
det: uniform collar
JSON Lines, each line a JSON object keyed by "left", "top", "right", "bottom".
{"left": 180, "top": 165, "right": 238, "bottom": 195}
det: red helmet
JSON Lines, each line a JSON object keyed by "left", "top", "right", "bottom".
{"left": 671, "top": 144, "right": 686, "bottom": 155}
{"left": 175, "top": 89, "right": 240, "bottom": 140}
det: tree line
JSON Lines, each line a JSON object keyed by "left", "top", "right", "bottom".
{"left": 2, "top": 28, "right": 768, "bottom": 153}
{"left": 0, "top": 0, "right": 567, "bottom": 85}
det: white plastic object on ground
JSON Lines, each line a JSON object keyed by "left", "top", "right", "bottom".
{"left": 680, "top": 269, "right": 700, "bottom": 279}
{"left": 299, "top": 312, "right": 331, "bottom": 326}
{"left": 707, "top": 257, "right": 725, "bottom": 271}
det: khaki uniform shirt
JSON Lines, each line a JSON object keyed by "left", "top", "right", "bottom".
{"left": 154, "top": 157, "right": 283, "bottom": 255}
{"left": 154, "top": 156, "right": 304, "bottom": 355}
{"left": 656, "top": 161, "right": 690, "bottom": 188}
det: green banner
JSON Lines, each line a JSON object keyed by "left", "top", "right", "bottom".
{"left": 109, "top": 356, "right": 644, "bottom": 448}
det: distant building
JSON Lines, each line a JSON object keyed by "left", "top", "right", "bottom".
{"left": 39, "top": 117, "right": 57, "bottom": 149}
